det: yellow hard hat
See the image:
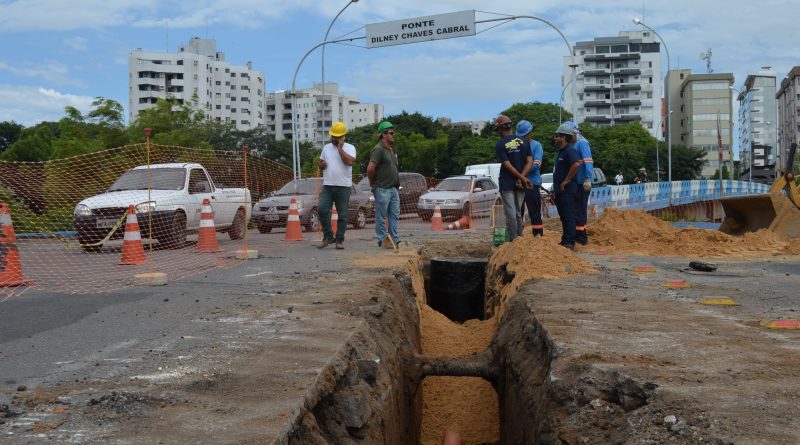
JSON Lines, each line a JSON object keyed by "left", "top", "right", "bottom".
{"left": 329, "top": 121, "right": 347, "bottom": 137}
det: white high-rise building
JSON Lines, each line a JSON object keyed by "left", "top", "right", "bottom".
{"left": 128, "top": 37, "right": 266, "bottom": 130}
{"left": 265, "top": 83, "right": 383, "bottom": 148}
{"left": 776, "top": 66, "right": 800, "bottom": 172}
{"left": 563, "top": 30, "right": 663, "bottom": 138}
{"left": 735, "top": 68, "right": 778, "bottom": 183}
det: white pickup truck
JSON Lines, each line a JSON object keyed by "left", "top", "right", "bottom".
{"left": 73, "top": 163, "right": 251, "bottom": 251}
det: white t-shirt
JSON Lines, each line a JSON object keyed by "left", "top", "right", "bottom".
{"left": 320, "top": 142, "right": 357, "bottom": 187}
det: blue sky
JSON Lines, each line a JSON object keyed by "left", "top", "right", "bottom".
{"left": 0, "top": 0, "right": 797, "bottom": 134}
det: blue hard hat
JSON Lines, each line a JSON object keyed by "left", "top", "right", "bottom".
{"left": 515, "top": 120, "right": 533, "bottom": 137}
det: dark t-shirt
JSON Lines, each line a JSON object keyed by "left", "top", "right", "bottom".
{"left": 495, "top": 135, "right": 531, "bottom": 190}
{"left": 369, "top": 141, "right": 400, "bottom": 188}
{"left": 553, "top": 144, "right": 580, "bottom": 194}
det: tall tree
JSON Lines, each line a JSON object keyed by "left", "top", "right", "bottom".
{"left": 0, "top": 121, "right": 24, "bottom": 153}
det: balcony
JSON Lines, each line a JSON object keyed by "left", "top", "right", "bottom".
{"left": 641, "top": 84, "right": 654, "bottom": 92}
{"left": 584, "top": 83, "right": 611, "bottom": 92}
{"left": 616, "top": 114, "right": 642, "bottom": 122}
{"left": 584, "top": 54, "right": 607, "bottom": 61}
{"left": 617, "top": 98, "right": 642, "bottom": 106}
{"left": 615, "top": 83, "right": 642, "bottom": 91}
{"left": 617, "top": 67, "right": 641, "bottom": 75}
{"left": 584, "top": 68, "right": 610, "bottom": 76}
{"left": 584, "top": 99, "right": 610, "bottom": 107}
{"left": 585, "top": 114, "right": 611, "bottom": 122}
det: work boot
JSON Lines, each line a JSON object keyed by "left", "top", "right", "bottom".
{"left": 335, "top": 240, "right": 344, "bottom": 250}
{"left": 575, "top": 230, "right": 588, "bottom": 245}
{"left": 532, "top": 228, "right": 544, "bottom": 237}
{"left": 559, "top": 242, "right": 576, "bottom": 252}
{"left": 317, "top": 238, "right": 334, "bottom": 249}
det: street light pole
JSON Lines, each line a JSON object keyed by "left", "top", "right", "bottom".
{"left": 634, "top": 18, "right": 671, "bottom": 183}
{"left": 560, "top": 70, "right": 584, "bottom": 123}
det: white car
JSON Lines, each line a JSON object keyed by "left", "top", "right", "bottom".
{"left": 416, "top": 175, "right": 501, "bottom": 221}
{"left": 74, "top": 163, "right": 251, "bottom": 251}
{"left": 540, "top": 173, "right": 554, "bottom": 193}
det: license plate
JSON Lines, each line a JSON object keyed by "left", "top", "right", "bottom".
{"left": 264, "top": 215, "right": 280, "bottom": 221}
{"left": 97, "top": 219, "right": 117, "bottom": 229}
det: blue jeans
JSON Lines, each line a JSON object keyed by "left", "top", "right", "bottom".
{"left": 318, "top": 185, "right": 350, "bottom": 242}
{"left": 373, "top": 186, "right": 400, "bottom": 246}
{"left": 500, "top": 189, "right": 525, "bottom": 241}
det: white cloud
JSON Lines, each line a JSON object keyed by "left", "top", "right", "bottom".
{"left": 0, "top": 85, "right": 95, "bottom": 126}
{"left": 64, "top": 37, "right": 89, "bottom": 52}
{"left": 0, "top": 61, "right": 88, "bottom": 88}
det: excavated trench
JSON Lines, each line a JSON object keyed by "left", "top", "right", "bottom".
{"left": 284, "top": 240, "right": 640, "bottom": 445}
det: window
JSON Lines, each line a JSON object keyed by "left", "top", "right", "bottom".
{"left": 692, "top": 82, "right": 730, "bottom": 91}
{"left": 177, "top": 60, "right": 183, "bottom": 66}
{"left": 215, "top": 81, "right": 221, "bottom": 85}
{"left": 188, "top": 169, "right": 212, "bottom": 194}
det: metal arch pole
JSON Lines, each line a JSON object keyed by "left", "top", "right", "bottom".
{"left": 322, "top": 1, "right": 358, "bottom": 99}
{"left": 476, "top": 15, "right": 575, "bottom": 118}
{"left": 291, "top": 36, "right": 366, "bottom": 180}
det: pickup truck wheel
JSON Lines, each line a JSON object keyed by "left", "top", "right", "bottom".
{"left": 229, "top": 209, "right": 246, "bottom": 240}
{"left": 163, "top": 211, "right": 186, "bottom": 249}
{"left": 304, "top": 208, "right": 320, "bottom": 232}
{"left": 257, "top": 224, "right": 272, "bottom": 234}
{"left": 353, "top": 208, "right": 366, "bottom": 229}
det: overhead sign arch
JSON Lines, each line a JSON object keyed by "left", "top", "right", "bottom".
{"left": 290, "top": 10, "right": 575, "bottom": 179}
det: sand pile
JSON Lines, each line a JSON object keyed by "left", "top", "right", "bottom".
{"left": 589, "top": 208, "right": 799, "bottom": 258}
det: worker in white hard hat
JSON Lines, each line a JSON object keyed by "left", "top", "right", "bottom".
{"left": 317, "top": 121, "right": 357, "bottom": 249}
{"left": 552, "top": 123, "right": 581, "bottom": 250}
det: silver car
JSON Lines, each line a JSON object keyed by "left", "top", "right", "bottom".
{"left": 416, "top": 175, "right": 500, "bottom": 221}
{"left": 251, "top": 178, "right": 369, "bottom": 233}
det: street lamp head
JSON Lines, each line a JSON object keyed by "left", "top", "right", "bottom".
{"left": 633, "top": 18, "right": 642, "bottom": 25}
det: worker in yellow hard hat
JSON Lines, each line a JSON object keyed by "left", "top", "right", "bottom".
{"left": 317, "top": 121, "right": 357, "bottom": 249}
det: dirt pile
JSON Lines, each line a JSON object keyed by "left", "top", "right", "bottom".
{"left": 590, "top": 208, "right": 800, "bottom": 257}
{"left": 485, "top": 233, "right": 597, "bottom": 318}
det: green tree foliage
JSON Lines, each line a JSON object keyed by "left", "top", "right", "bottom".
{"left": 0, "top": 122, "right": 58, "bottom": 161}
{"left": 127, "top": 95, "right": 212, "bottom": 149}
{"left": 0, "top": 121, "right": 24, "bottom": 153}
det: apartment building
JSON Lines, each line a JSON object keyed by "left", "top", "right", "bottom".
{"left": 671, "top": 71, "right": 735, "bottom": 178}
{"left": 562, "top": 30, "right": 663, "bottom": 138}
{"left": 265, "top": 83, "right": 383, "bottom": 148}
{"left": 776, "top": 66, "right": 800, "bottom": 171}
{"left": 128, "top": 38, "right": 266, "bottom": 130}
{"left": 734, "top": 68, "right": 778, "bottom": 183}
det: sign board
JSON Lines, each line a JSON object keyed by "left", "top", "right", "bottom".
{"left": 366, "top": 10, "right": 476, "bottom": 49}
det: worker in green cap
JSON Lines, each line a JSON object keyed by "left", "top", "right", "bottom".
{"left": 367, "top": 121, "right": 401, "bottom": 248}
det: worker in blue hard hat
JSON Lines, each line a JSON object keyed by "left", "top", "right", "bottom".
{"left": 552, "top": 123, "right": 581, "bottom": 250}
{"left": 563, "top": 121, "right": 594, "bottom": 245}
{"left": 515, "top": 120, "right": 545, "bottom": 236}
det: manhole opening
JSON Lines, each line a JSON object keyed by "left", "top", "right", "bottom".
{"left": 426, "top": 256, "right": 489, "bottom": 323}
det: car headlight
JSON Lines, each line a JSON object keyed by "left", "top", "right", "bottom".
{"left": 135, "top": 201, "right": 156, "bottom": 213}
{"left": 74, "top": 204, "right": 92, "bottom": 217}
{"left": 445, "top": 199, "right": 460, "bottom": 205}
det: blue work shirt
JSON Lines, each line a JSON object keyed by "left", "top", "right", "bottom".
{"left": 553, "top": 143, "right": 580, "bottom": 194}
{"left": 574, "top": 135, "right": 594, "bottom": 184}
{"left": 495, "top": 135, "right": 531, "bottom": 190}
{"left": 527, "top": 139, "right": 543, "bottom": 186}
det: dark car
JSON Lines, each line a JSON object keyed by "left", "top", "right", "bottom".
{"left": 251, "top": 178, "right": 370, "bottom": 233}
{"left": 356, "top": 172, "right": 428, "bottom": 216}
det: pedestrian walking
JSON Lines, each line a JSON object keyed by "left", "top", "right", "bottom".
{"left": 635, "top": 168, "right": 648, "bottom": 184}
{"left": 317, "top": 121, "right": 357, "bottom": 249}
{"left": 367, "top": 121, "right": 401, "bottom": 248}
{"left": 552, "top": 123, "right": 580, "bottom": 250}
{"left": 615, "top": 172, "right": 624, "bottom": 185}
{"left": 515, "top": 120, "right": 545, "bottom": 236}
{"left": 494, "top": 115, "right": 532, "bottom": 242}
{"left": 563, "top": 121, "right": 593, "bottom": 245}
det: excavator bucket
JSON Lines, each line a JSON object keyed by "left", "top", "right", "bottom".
{"left": 719, "top": 192, "right": 800, "bottom": 237}
{"left": 720, "top": 142, "right": 800, "bottom": 238}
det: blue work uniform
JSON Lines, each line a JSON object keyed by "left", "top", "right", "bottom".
{"left": 553, "top": 143, "right": 580, "bottom": 247}
{"left": 573, "top": 135, "right": 594, "bottom": 244}
{"left": 521, "top": 139, "right": 544, "bottom": 235}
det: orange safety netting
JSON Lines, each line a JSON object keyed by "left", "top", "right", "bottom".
{"left": 1, "top": 143, "right": 548, "bottom": 298}
{"left": 0, "top": 143, "right": 292, "bottom": 298}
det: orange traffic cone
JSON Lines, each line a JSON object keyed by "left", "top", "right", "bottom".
{"left": 196, "top": 198, "right": 221, "bottom": 253}
{"left": 331, "top": 206, "right": 338, "bottom": 234}
{"left": 446, "top": 215, "right": 470, "bottom": 230}
{"left": 284, "top": 197, "right": 303, "bottom": 241}
{"left": 0, "top": 202, "right": 32, "bottom": 286}
{"left": 119, "top": 205, "right": 147, "bottom": 265}
{"left": 431, "top": 203, "right": 444, "bottom": 231}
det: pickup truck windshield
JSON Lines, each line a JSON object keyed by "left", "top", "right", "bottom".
{"left": 435, "top": 178, "right": 471, "bottom": 192}
{"left": 275, "top": 179, "right": 322, "bottom": 195}
{"left": 107, "top": 168, "right": 187, "bottom": 191}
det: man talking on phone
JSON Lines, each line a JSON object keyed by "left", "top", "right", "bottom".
{"left": 317, "top": 121, "right": 357, "bottom": 249}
